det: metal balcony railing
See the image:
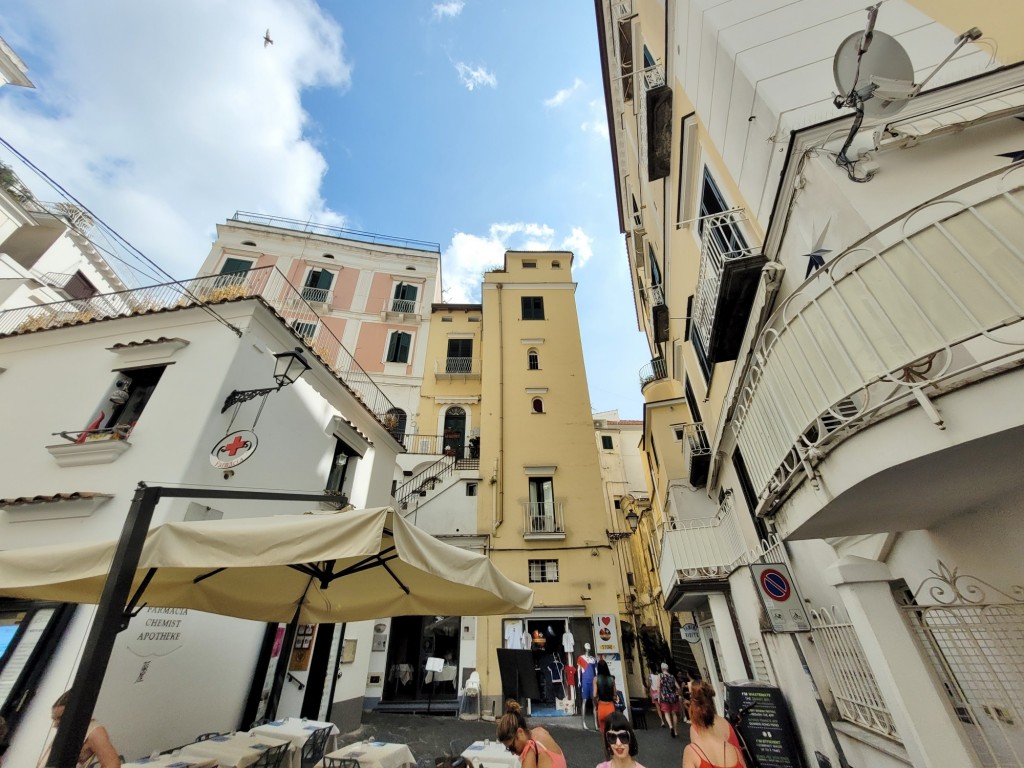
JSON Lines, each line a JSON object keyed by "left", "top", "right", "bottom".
{"left": 300, "top": 286, "right": 331, "bottom": 303}
{"left": 637, "top": 63, "right": 666, "bottom": 180}
{"left": 522, "top": 501, "right": 565, "bottom": 537}
{"left": 0, "top": 266, "right": 398, "bottom": 428}
{"left": 732, "top": 164, "right": 1024, "bottom": 514}
{"left": 230, "top": 211, "right": 441, "bottom": 253}
{"left": 389, "top": 298, "right": 418, "bottom": 314}
{"left": 646, "top": 284, "right": 665, "bottom": 307}
{"left": 691, "top": 209, "right": 760, "bottom": 355}
{"left": 680, "top": 422, "right": 711, "bottom": 486}
{"left": 393, "top": 454, "right": 457, "bottom": 511}
{"left": 658, "top": 495, "right": 747, "bottom": 587}
{"left": 639, "top": 358, "right": 667, "bottom": 387}
{"left": 401, "top": 433, "right": 446, "bottom": 455}
{"left": 435, "top": 357, "right": 480, "bottom": 377}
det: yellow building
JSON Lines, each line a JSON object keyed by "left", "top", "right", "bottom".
{"left": 597, "top": 1, "right": 1024, "bottom": 766}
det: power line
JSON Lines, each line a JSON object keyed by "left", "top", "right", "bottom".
{"left": 0, "top": 135, "right": 242, "bottom": 336}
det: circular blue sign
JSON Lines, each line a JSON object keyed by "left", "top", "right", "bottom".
{"left": 760, "top": 568, "right": 791, "bottom": 601}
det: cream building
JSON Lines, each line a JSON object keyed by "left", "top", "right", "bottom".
{"left": 597, "top": 1, "right": 1024, "bottom": 766}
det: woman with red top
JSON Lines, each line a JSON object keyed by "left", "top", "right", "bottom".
{"left": 497, "top": 699, "right": 567, "bottom": 768}
{"left": 683, "top": 684, "right": 746, "bottom": 768}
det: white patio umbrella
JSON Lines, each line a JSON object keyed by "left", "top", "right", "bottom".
{"left": 0, "top": 506, "right": 534, "bottom": 622}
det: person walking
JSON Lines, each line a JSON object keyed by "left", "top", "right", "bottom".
{"left": 657, "top": 662, "right": 681, "bottom": 738}
{"left": 683, "top": 683, "right": 746, "bottom": 768}
{"left": 648, "top": 669, "right": 667, "bottom": 729}
{"left": 593, "top": 659, "right": 617, "bottom": 735}
{"left": 596, "top": 711, "right": 646, "bottom": 768}
{"left": 497, "top": 699, "right": 567, "bottom": 768}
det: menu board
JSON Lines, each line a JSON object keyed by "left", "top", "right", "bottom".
{"left": 725, "top": 681, "right": 804, "bottom": 768}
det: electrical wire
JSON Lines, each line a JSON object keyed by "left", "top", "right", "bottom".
{"left": 0, "top": 135, "right": 243, "bottom": 336}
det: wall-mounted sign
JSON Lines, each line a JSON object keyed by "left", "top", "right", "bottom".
{"left": 289, "top": 624, "right": 316, "bottom": 671}
{"left": 750, "top": 564, "right": 811, "bottom": 633}
{"left": 210, "top": 430, "right": 258, "bottom": 469}
{"left": 680, "top": 622, "right": 701, "bottom": 643}
{"left": 126, "top": 607, "right": 188, "bottom": 658}
{"left": 593, "top": 614, "right": 620, "bottom": 655}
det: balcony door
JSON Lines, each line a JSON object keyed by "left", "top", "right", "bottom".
{"left": 528, "top": 477, "right": 555, "bottom": 533}
{"left": 698, "top": 169, "right": 747, "bottom": 257}
{"left": 446, "top": 338, "right": 473, "bottom": 373}
{"left": 302, "top": 268, "right": 333, "bottom": 302}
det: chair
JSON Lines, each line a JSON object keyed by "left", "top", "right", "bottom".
{"left": 252, "top": 742, "right": 290, "bottom": 768}
{"left": 449, "top": 739, "right": 472, "bottom": 758}
{"left": 301, "top": 725, "right": 333, "bottom": 768}
{"left": 323, "top": 759, "right": 361, "bottom": 768}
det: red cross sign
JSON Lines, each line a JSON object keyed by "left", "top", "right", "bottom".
{"left": 210, "top": 430, "right": 259, "bottom": 469}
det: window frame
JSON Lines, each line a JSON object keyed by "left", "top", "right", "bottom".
{"left": 528, "top": 559, "right": 560, "bottom": 584}
{"left": 601, "top": 435, "right": 614, "bottom": 450}
{"left": 384, "top": 330, "right": 413, "bottom": 364}
{"left": 527, "top": 348, "right": 540, "bottom": 370}
{"left": 521, "top": 296, "right": 545, "bottom": 320}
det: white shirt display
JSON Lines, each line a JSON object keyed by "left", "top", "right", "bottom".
{"left": 562, "top": 630, "right": 575, "bottom": 653}
{"left": 505, "top": 619, "right": 527, "bottom": 649}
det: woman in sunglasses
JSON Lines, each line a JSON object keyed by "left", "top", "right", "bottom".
{"left": 497, "top": 699, "right": 566, "bottom": 768}
{"left": 597, "top": 712, "right": 644, "bottom": 768}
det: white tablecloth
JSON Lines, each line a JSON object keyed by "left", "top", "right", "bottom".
{"left": 122, "top": 756, "right": 217, "bottom": 768}
{"left": 461, "top": 740, "right": 519, "bottom": 768}
{"left": 317, "top": 741, "right": 416, "bottom": 768}
{"left": 179, "top": 732, "right": 292, "bottom": 768}
{"left": 251, "top": 717, "right": 340, "bottom": 764}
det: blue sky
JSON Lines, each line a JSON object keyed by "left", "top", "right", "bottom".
{"left": 0, "top": 1, "right": 648, "bottom": 417}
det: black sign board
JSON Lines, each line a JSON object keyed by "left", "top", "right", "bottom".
{"left": 725, "top": 680, "right": 804, "bottom": 768}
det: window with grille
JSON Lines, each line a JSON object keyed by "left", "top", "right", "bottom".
{"left": 528, "top": 559, "right": 559, "bottom": 583}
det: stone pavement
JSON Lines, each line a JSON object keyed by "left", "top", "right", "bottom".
{"left": 343, "top": 709, "right": 689, "bottom": 768}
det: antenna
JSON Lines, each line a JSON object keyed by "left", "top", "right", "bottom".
{"left": 831, "top": 5, "right": 982, "bottom": 181}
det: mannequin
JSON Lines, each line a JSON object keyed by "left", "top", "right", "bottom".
{"left": 577, "top": 643, "right": 598, "bottom": 729}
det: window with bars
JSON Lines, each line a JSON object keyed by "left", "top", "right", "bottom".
{"left": 521, "top": 296, "right": 545, "bottom": 320}
{"left": 528, "top": 559, "right": 559, "bottom": 583}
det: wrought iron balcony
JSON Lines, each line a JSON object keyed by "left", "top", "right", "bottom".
{"left": 389, "top": 298, "right": 418, "bottom": 314}
{"left": 732, "top": 165, "right": 1024, "bottom": 518}
{"left": 522, "top": 500, "right": 566, "bottom": 539}
{"left": 435, "top": 357, "right": 481, "bottom": 379}
{"left": 300, "top": 286, "right": 331, "bottom": 304}
{"left": 638, "top": 63, "right": 671, "bottom": 181}
{"left": 639, "top": 357, "right": 667, "bottom": 388}
{"left": 691, "top": 209, "right": 765, "bottom": 368}
{"left": 0, "top": 266, "right": 398, "bottom": 429}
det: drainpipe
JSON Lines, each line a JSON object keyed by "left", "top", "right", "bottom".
{"left": 494, "top": 283, "right": 505, "bottom": 533}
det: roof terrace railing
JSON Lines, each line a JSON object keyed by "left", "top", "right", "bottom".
{"left": 0, "top": 266, "right": 398, "bottom": 426}
{"left": 231, "top": 211, "right": 441, "bottom": 253}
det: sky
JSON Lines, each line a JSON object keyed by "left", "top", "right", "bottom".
{"left": 0, "top": 0, "right": 649, "bottom": 418}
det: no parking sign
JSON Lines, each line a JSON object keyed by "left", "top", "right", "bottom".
{"left": 750, "top": 563, "right": 811, "bottom": 633}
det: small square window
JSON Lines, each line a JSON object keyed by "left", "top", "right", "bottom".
{"left": 466, "top": 482, "right": 478, "bottom": 497}
{"left": 601, "top": 435, "right": 613, "bottom": 450}
{"left": 521, "top": 297, "right": 545, "bottom": 320}
{"left": 674, "top": 428, "right": 685, "bottom": 441}
{"left": 528, "top": 559, "right": 559, "bottom": 583}
{"left": 613, "top": 498, "right": 621, "bottom": 509}
{"left": 552, "top": 260, "right": 561, "bottom": 269}
{"left": 441, "top": 316, "right": 453, "bottom": 323}
{"left": 523, "top": 260, "right": 537, "bottom": 269}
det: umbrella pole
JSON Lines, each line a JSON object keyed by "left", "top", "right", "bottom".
{"left": 264, "top": 602, "right": 303, "bottom": 721}
{"left": 48, "top": 483, "right": 162, "bottom": 768}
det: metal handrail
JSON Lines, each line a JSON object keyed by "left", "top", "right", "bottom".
{"left": 522, "top": 501, "right": 565, "bottom": 535}
{"left": 390, "top": 298, "right": 418, "bottom": 314}
{"left": 230, "top": 211, "right": 441, "bottom": 253}
{"left": 639, "top": 358, "right": 667, "bottom": 387}
{"left": 393, "top": 454, "right": 457, "bottom": 509}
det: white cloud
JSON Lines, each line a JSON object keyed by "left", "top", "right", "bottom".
{"left": 544, "top": 78, "right": 584, "bottom": 108}
{"left": 0, "top": 0, "right": 350, "bottom": 280}
{"left": 432, "top": 1, "right": 465, "bottom": 19}
{"left": 454, "top": 62, "right": 497, "bottom": 91}
{"left": 441, "top": 222, "right": 594, "bottom": 303}
{"left": 580, "top": 99, "right": 610, "bottom": 137}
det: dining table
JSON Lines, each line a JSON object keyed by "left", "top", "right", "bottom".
{"left": 178, "top": 731, "right": 292, "bottom": 768}
{"left": 121, "top": 754, "right": 218, "bottom": 768}
{"left": 460, "top": 740, "right": 520, "bottom": 768}
{"left": 316, "top": 740, "right": 416, "bottom": 768}
{"left": 251, "top": 717, "right": 340, "bottom": 766}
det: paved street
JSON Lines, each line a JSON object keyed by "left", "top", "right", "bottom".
{"left": 344, "top": 709, "right": 689, "bottom": 768}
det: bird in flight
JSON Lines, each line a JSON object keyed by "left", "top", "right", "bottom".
{"left": 263, "top": 29, "right": 274, "bottom": 47}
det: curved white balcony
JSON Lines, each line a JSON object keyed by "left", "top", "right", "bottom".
{"left": 732, "top": 164, "right": 1024, "bottom": 533}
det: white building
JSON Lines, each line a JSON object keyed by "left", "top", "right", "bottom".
{"left": 597, "top": 1, "right": 1024, "bottom": 766}
{"left": 0, "top": 270, "right": 402, "bottom": 762}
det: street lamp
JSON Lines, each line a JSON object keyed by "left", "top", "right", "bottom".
{"left": 221, "top": 347, "right": 312, "bottom": 412}
{"left": 624, "top": 508, "right": 640, "bottom": 533}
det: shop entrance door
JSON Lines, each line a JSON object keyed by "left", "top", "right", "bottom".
{"left": 382, "top": 615, "right": 461, "bottom": 702}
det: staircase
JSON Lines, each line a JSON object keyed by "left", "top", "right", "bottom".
{"left": 393, "top": 454, "right": 457, "bottom": 510}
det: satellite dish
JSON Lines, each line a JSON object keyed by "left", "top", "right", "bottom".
{"left": 834, "top": 30, "right": 914, "bottom": 117}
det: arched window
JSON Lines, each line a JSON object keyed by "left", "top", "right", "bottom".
{"left": 385, "top": 407, "right": 407, "bottom": 441}
{"left": 241, "top": 240, "right": 257, "bottom": 246}
{"left": 532, "top": 398, "right": 545, "bottom": 414}
{"left": 527, "top": 348, "right": 540, "bottom": 370}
